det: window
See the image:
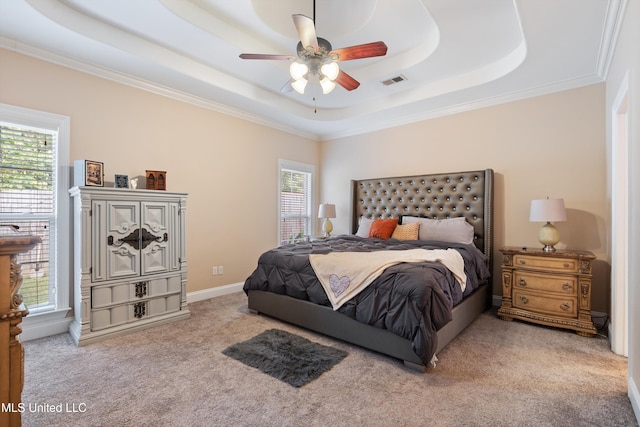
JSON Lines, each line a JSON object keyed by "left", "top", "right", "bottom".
{"left": 0, "top": 104, "right": 70, "bottom": 337}
{"left": 278, "top": 160, "right": 314, "bottom": 245}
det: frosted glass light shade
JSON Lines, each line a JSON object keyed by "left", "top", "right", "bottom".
{"left": 290, "top": 61, "right": 309, "bottom": 80}
{"left": 291, "top": 78, "right": 307, "bottom": 94}
{"left": 320, "top": 77, "right": 336, "bottom": 94}
{"left": 320, "top": 62, "right": 340, "bottom": 80}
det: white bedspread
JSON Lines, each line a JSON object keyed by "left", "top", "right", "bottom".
{"left": 309, "top": 248, "right": 466, "bottom": 310}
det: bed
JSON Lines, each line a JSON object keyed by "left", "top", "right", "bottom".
{"left": 244, "top": 169, "right": 494, "bottom": 371}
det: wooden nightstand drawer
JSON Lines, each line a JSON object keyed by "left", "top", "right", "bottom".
{"left": 514, "top": 272, "right": 577, "bottom": 295}
{"left": 513, "top": 254, "right": 578, "bottom": 273}
{"left": 513, "top": 290, "right": 577, "bottom": 318}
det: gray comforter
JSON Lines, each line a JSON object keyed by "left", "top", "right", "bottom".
{"left": 243, "top": 235, "right": 491, "bottom": 365}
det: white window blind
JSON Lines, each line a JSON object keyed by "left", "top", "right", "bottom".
{"left": 279, "top": 161, "right": 313, "bottom": 245}
{"left": 0, "top": 123, "right": 57, "bottom": 312}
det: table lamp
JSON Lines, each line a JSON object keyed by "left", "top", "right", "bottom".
{"left": 318, "top": 203, "right": 336, "bottom": 237}
{"left": 529, "top": 198, "right": 567, "bottom": 252}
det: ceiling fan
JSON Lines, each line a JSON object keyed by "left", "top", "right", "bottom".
{"left": 239, "top": 4, "right": 387, "bottom": 95}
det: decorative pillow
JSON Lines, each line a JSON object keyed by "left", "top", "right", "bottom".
{"left": 401, "top": 216, "right": 474, "bottom": 244}
{"left": 391, "top": 222, "right": 420, "bottom": 240}
{"left": 368, "top": 218, "right": 399, "bottom": 239}
{"left": 355, "top": 218, "right": 374, "bottom": 238}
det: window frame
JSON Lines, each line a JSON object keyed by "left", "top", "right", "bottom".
{"left": 278, "top": 159, "right": 315, "bottom": 246}
{"left": 0, "top": 103, "right": 71, "bottom": 340}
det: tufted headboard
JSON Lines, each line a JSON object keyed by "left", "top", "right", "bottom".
{"left": 350, "top": 169, "right": 494, "bottom": 265}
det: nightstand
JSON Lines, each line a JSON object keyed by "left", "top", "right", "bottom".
{"left": 497, "top": 247, "right": 597, "bottom": 337}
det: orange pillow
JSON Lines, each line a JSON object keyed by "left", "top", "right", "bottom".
{"left": 369, "top": 218, "right": 399, "bottom": 239}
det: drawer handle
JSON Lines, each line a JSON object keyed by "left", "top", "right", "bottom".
{"left": 518, "top": 278, "right": 526, "bottom": 286}
{"left": 519, "top": 296, "right": 529, "bottom": 304}
{"left": 518, "top": 260, "right": 525, "bottom": 265}
{"left": 562, "top": 282, "right": 572, "bottom": 291}
{"left": 134, "top": 302, "right": 146, "bottom": 319}
{"left": 560, "top": 302, "right": 571, "bottom": 311}
{"left": 563, "top": 263, "right": 570, "bottom": 268}
{"left": 135, "top": 282, "right": 148, "bottom": 298}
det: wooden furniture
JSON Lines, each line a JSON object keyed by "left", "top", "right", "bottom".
{"left": 69, "top": 187, "right": 189, "bottom": 345}
{"left": 145, "top": 170, "right": 167, "bottom": 190}
{"left": 248, "top": 169, "right": 494, "bottom": 371}
{"left": 497, "top": 247, "right": 596, "bottom": 336}
{"left": 0, "top": 228, "right": 41, "bottom": 427}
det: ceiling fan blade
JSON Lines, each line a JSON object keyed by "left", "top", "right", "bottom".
{"left": 335, "top": 70, "right": 360, "bottom": 91}
{"left": 292, "top": 14, "right": 319, "bottom": 52}
{"left": 280, "top": 78, "right": 294, "bottom": 93}
{"left": 330, "top": 41, "right": 388, "bottom": 61}
{"left": 239, "top": 53, "right": 295, "bottom": 60}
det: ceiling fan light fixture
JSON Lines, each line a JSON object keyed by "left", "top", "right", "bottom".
{"left": 320, "top": 77, "right": 336, "bottom": 94}
{"left": 290, "top": 61, "right": 309, "bottom": 80}
{"left": 320, "top": 61, "right": 339, "bottom": 81}
{"left": 291, "top": 78, "right": 308, "bottom": 94}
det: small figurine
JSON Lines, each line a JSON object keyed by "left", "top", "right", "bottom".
{"left": 130, "top": 178, "right": 138, "bottom": 190}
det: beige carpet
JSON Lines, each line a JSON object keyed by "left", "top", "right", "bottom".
{"left": 21, "top": 292, "right": 637, "bottom": 427}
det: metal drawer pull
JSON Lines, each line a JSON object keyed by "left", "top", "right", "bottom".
{"left": 518, "top": 278, "right": 526, "bottom": 286}
{"left": 560, "top": 302, "right": 570, "bottom": 311}
{"left": 134, "top": 302, "right": 146, "bottom": 319}
{"left": 519, "top": 296, "right": 529, "bottom": 304}
{"left": 135, "top": 282, "right": 147, "bottom": 298}
{"left": 563, "top": 263, "right": 570, "bottom": 268}
{"left": 519, "top": 260, "right": 525, "bottom": 265}
{"left": 562, "top": 282, "right": 572, "bottom": 291}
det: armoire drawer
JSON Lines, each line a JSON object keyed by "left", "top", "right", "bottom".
{"left": 91, "top": 275, "right": 182, "bottom": 309}
{"left": 91, "top": 293, "right": 182, "bottom": 331}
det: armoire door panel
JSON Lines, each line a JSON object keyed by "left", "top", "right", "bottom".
{"left": 140, "top": 202, "right": 170, "bottom": 275}
{"left": 106, "top": 201, "right": 140, "bottom": 279}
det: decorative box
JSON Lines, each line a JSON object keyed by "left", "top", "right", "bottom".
{"left": 145, "top": 170, "right": 167, "bottom": 190}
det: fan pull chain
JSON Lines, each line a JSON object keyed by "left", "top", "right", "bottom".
{"left": 313, "top": 97, "right": 317, "bottom": 113}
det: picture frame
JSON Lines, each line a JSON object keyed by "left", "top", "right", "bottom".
{"left": 74, "top": 160, "right": 104, "bottom": 187}
{"left": 115, "top": 174, "right": 129, "bottom": 189}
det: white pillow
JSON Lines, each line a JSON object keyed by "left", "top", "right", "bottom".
{"left": 401, "top": 216, "right": 474, "bottom": 244}
{"left": 355, "top": 218, "right": 374, "bottom": 238}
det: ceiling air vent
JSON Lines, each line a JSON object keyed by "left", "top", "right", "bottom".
{"left": 381, "top": 75, "right": 407, "bottom": 86}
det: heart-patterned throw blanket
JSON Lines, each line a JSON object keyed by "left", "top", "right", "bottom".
{"left": 309, "top": 248, "right": 466, "bottom": 310}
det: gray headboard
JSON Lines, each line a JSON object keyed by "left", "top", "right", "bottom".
{"left": 350, "top": 169, "right": 494, "bottom": 265}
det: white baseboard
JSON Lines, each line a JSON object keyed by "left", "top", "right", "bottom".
{"left": 630, "top": 376, "right": 640, "bottom": 425}
{"left": 21, "top": 310, "right": 73, "bottom": 342}
{"left": 187, "top": 282, "right": 244, "bottom": 303}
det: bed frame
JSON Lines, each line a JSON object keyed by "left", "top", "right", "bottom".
{"left": 248, "top": 169, "right": 494, "bottom": 371}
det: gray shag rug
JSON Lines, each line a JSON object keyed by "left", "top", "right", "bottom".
{"left": 222, "top": 328, "right": 348, "bottom": 387}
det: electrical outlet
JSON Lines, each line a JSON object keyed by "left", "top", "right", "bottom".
{"left": 218, "top": 265, "right": 224, "bottom": 275}
{"left": 212, "top": 266, "right": 218, "bottom": 275}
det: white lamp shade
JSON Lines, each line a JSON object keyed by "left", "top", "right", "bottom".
{"left": 318, "top": 203, "right": 336, "bottom": 219}
{"left": 530, "top": 198, "right": 567, "bottom": 222}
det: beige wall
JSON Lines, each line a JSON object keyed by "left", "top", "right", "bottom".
{"left": 0, "top": 48, "right": 319, "bottom": 294}
{"left": 606, "top": 0, "right": 640, "bottom": 419}
{"left": 0, "top": 48, "right": 613, "bottom": 313}
{"left": 320, "top": 84, "right": 608, "bottom": 310}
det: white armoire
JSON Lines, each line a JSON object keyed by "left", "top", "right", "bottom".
{"left": 69, "top": 187, "right": 189, "bottom": 345}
